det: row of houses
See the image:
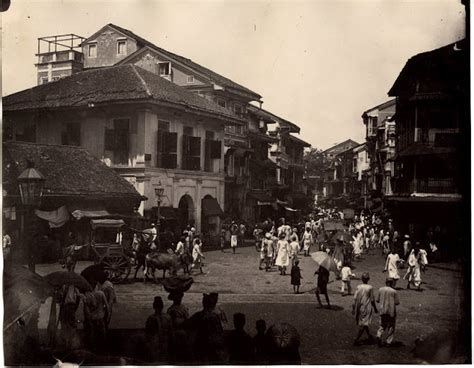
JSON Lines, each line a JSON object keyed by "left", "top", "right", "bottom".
{"left": 318, "top": 38, "right": 468, "bottom": 254}
{"left": 3, "top": 24, "right": 311, "bottom": 241}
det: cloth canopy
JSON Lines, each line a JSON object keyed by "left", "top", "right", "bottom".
{"left": 35, "top": 206, "right": 69, "bottom": 228}
{"left": 71, "top": 209, "right": 111, "bottom": 220}
{"left": 90, "top": 219, "right": 125, "bottom": 229}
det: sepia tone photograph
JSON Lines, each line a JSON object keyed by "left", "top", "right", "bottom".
{"left": 1, "top": 0, "right": 470, "bottom": 365}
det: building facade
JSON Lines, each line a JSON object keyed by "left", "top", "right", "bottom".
{"left": 362, "top": 99, "right": 396, "bottom": 202}
{"left": 385, "top": 39, "right": 468, "bottom": 256}
{"left": 4, "top": 64, "right": 243, "bottom": 235}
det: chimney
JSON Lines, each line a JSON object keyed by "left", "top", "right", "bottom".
{"left": 35, "top": 34, "right": 86, "bottom": 85}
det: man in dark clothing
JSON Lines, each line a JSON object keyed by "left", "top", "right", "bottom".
{"left": 186, "top": 294, "right": 225, "bottom": 364}
{"left": 227, "top": 313, "right": 254, "bottom": 364}
{"left": 253, "top": 319, "right": 268, "bottom": 364}
{"left": 315, "top": 266, "right": 331, "bottom": 309}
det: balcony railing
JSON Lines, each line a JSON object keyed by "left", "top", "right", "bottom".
{"left": 395, "top": 178, "right": 458, "bottom": 195}
{"left": 413, "top": 128, "right": 460, "bottom": 147}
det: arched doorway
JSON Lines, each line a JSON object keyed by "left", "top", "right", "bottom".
{"left": 178, "top": 194, "right": 195, "bottom": 231}
{"left": 201, "top": 194, "right": 213, "bottom": 235}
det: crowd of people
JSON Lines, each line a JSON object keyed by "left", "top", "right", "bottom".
{"left": 142, "top": 291, "right": 301, "bottom": 365}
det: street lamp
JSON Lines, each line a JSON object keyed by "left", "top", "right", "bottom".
{"left": 155, "top": 186, "right": 164, "bottom": 233}
{"left": 17, "top": 161, "right": 45, "bottom": 272}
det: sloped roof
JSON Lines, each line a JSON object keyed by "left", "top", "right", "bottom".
{"left": 3, "top": 141, "right": 141, "bottom": 199}
{"left": 388, "top": 39, "right": 468, "bottom": 96}
{"left": 322, "top": 139, "right": 359, "bottom": 155}
{"left": 247, "top": 105, "right": 300, "bottom": 133}
{"left": 3, "top": 64, "right": 244, "bottom": 124}
{"left": 102, "top": 24, "right": 261, "bottom": 100}
{"left": 288, "top": 134, "right": 311, "bottom": 147}
{"left": 361, "top": 99, "right": 396, "bottom": 117}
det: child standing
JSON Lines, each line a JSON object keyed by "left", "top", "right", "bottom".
{"left": 341, "top": 262, "right": 355, "bottom": 296}
{"left": 291, "top": 260, "right": 303, "bottom": 294}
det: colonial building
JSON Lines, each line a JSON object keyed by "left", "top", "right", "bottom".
{"left": 4, "top": 64, "right": 244, "bottom": 235}
{"left": 385, "top": 39, "right": 468, "bottom": 256}
{"left": 362, "top": 99, "right": 396, "bottom": 202}
{"left": 321, "top": 140, "right": 360, "bottom": 200}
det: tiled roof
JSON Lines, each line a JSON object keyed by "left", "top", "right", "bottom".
{"left": 3, "top": 64, "right": 244, "bottom": 124}
{"left": 322, "top": 139, "right": 359, "bottom": 154}
{"left": 3, "top": 141, "right": 141, "bottom": 199}
{"left": 247, "top": 105, "right": 300, "bottom": 133}
{"left": 107, "top": 24, "right": 262, "bottom": 100}
{"left": 388, "top": 39, "right": 468, "bottom": 96}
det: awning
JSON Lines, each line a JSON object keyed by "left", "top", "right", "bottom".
{"left": 202, "top": 197, "right": 224, "bottom": 217}
{"left": 90, "top": 219, "right": 125, "bottom": 229}
{"left": 35, "top": 206, "right": 69, "bottom": 228}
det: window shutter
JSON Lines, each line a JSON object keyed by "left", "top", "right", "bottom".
{"left": 211, "top": 140, "right": 222, "bottom": 159}
{"left": 190, "top": 136, "right": 201, "bottom": 156}
{"left": 104, "top": 129, "right": 116, "bottom": 150}
{"left": 165, "top": 132, "right": 178, "bottom": 153}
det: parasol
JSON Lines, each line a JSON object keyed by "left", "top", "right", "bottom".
{"left": 310, "top": 251, "right": 338, "bottom": 272}
{"left": 3, "top": 266, "right": 54, "bottom": 330}
{"left": 266, "top": 323, "right": 300, "bottom": 349}
{"left": 45, "top": 271, "right": 92, "bottom": 292}
{"left": 333, "top": 230, "right": 352, "bottom": 243}
{"left": 162, "top": 276, "right": 193, "bottom": 293}
{"left": 81, "top": 264, "right": 107, "bottom": 285}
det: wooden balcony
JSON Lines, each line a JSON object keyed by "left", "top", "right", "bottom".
{"left": 395, "top": 178, "right": 458, "bottom": 195}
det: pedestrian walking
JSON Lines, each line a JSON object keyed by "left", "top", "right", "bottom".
{"left": 3, "top": 232, "right": 12, "bottom": 262}
{"left": 315, "top": 266, "right": 331, "bottom": 309}
{"left": 384, "top": 248, "right": 401, "bottom": 287}
{"left": 404, "top": 245, "right": 427, "bottom": 290}
{"left": 275, "top": 232, "right": 290, "bottom": 275}
{"left": 58, "top": 284, "right": 81, "bottom": 350}
{"left": 263, "top": 233, "right": 273, "bottom": 271}
{"left": 376, "top": 278, "right": 400, "bottom": 347}
{"left": 352, "top": 272, "right": 378, "bottom": 346}
{"left": 99, "top": 277, "right": 117, "bottom": 330}
{"left": 175, "top": 236, "right": 185, "bottom": 255}
{"left": 192, "top": 238, "right": 205, "bottom": 274}
{"left": 230, "top": 222, "right": 239, "bottom": 254}
{"left": 291, "top": 260, "right": 303, "bottom": 294}
{"left": 341, "top": 262, "right": 355, "bottom": 296}
{"left": 302, "top": 227, "right": 314, "bottom": 257}
{"left": 403, "top": 235, "right": 412, "bottom": 261}
{"left": 289, "top": 235, "right": 299, "bottom": 266}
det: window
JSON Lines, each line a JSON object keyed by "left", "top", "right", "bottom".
{"left": 40, "top": 77, "right": 49, "bottom": 85}
{"left": 61, "top": 122, "right": 81, "bottom": 146}
{"left": 52, "top": 76, "right": 61, "bottom": 81}
{"left": 182, "top": 127, "right": 201, "bottom": 170}
{"left": 234, "top": 104, "right": 244, "bottom": 117}
{"left": 117, "top": 40, "right": 127, "bottom": 55}
{"left": 205, "top": 131, "right": 215, "bottom": 140}
{"left": 157, "top": 121, "right": 177, "bottom": 169}
{"left": 104, "top": 119, "right": 130, "bottom": 165}
{"left": 158, "top": 62, "right": 171, "bottom": 76}
{"left": 187, "top": 75, "right": 194, "bottom": 83}
{"left": 217, "top": 99, "right": 226, "bottom": 108}
{"left": 88, "top": 44, "right": 97, "bottom": 58}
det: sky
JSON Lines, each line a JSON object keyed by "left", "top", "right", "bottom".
{"left": 2, "top": 0, "right": 466, "bottom": 150}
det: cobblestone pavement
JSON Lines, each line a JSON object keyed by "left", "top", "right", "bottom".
{"left": 35, "top": 245, "right": 468, "bottom": 364}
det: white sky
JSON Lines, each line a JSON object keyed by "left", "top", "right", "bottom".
{"left": 2, "top": 0, "right": 465, "bottom": 150}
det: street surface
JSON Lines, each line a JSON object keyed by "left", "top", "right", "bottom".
{"left": 35, "top": 245, "right": 467, "bottom": 364}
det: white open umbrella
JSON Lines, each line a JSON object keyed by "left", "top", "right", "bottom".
{"left": 310, "top": 251, "right": 338, "bottom": 273}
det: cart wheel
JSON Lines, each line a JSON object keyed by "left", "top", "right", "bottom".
{"left": 101, "top": 256, "right": 131, "bottom": 283}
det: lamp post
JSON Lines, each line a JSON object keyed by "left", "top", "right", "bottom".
{"left": 17, "top": 161, "right": 45, "bottom": 272}
{"left": 154, "top": 186, "right": 164, "bottom": 234}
